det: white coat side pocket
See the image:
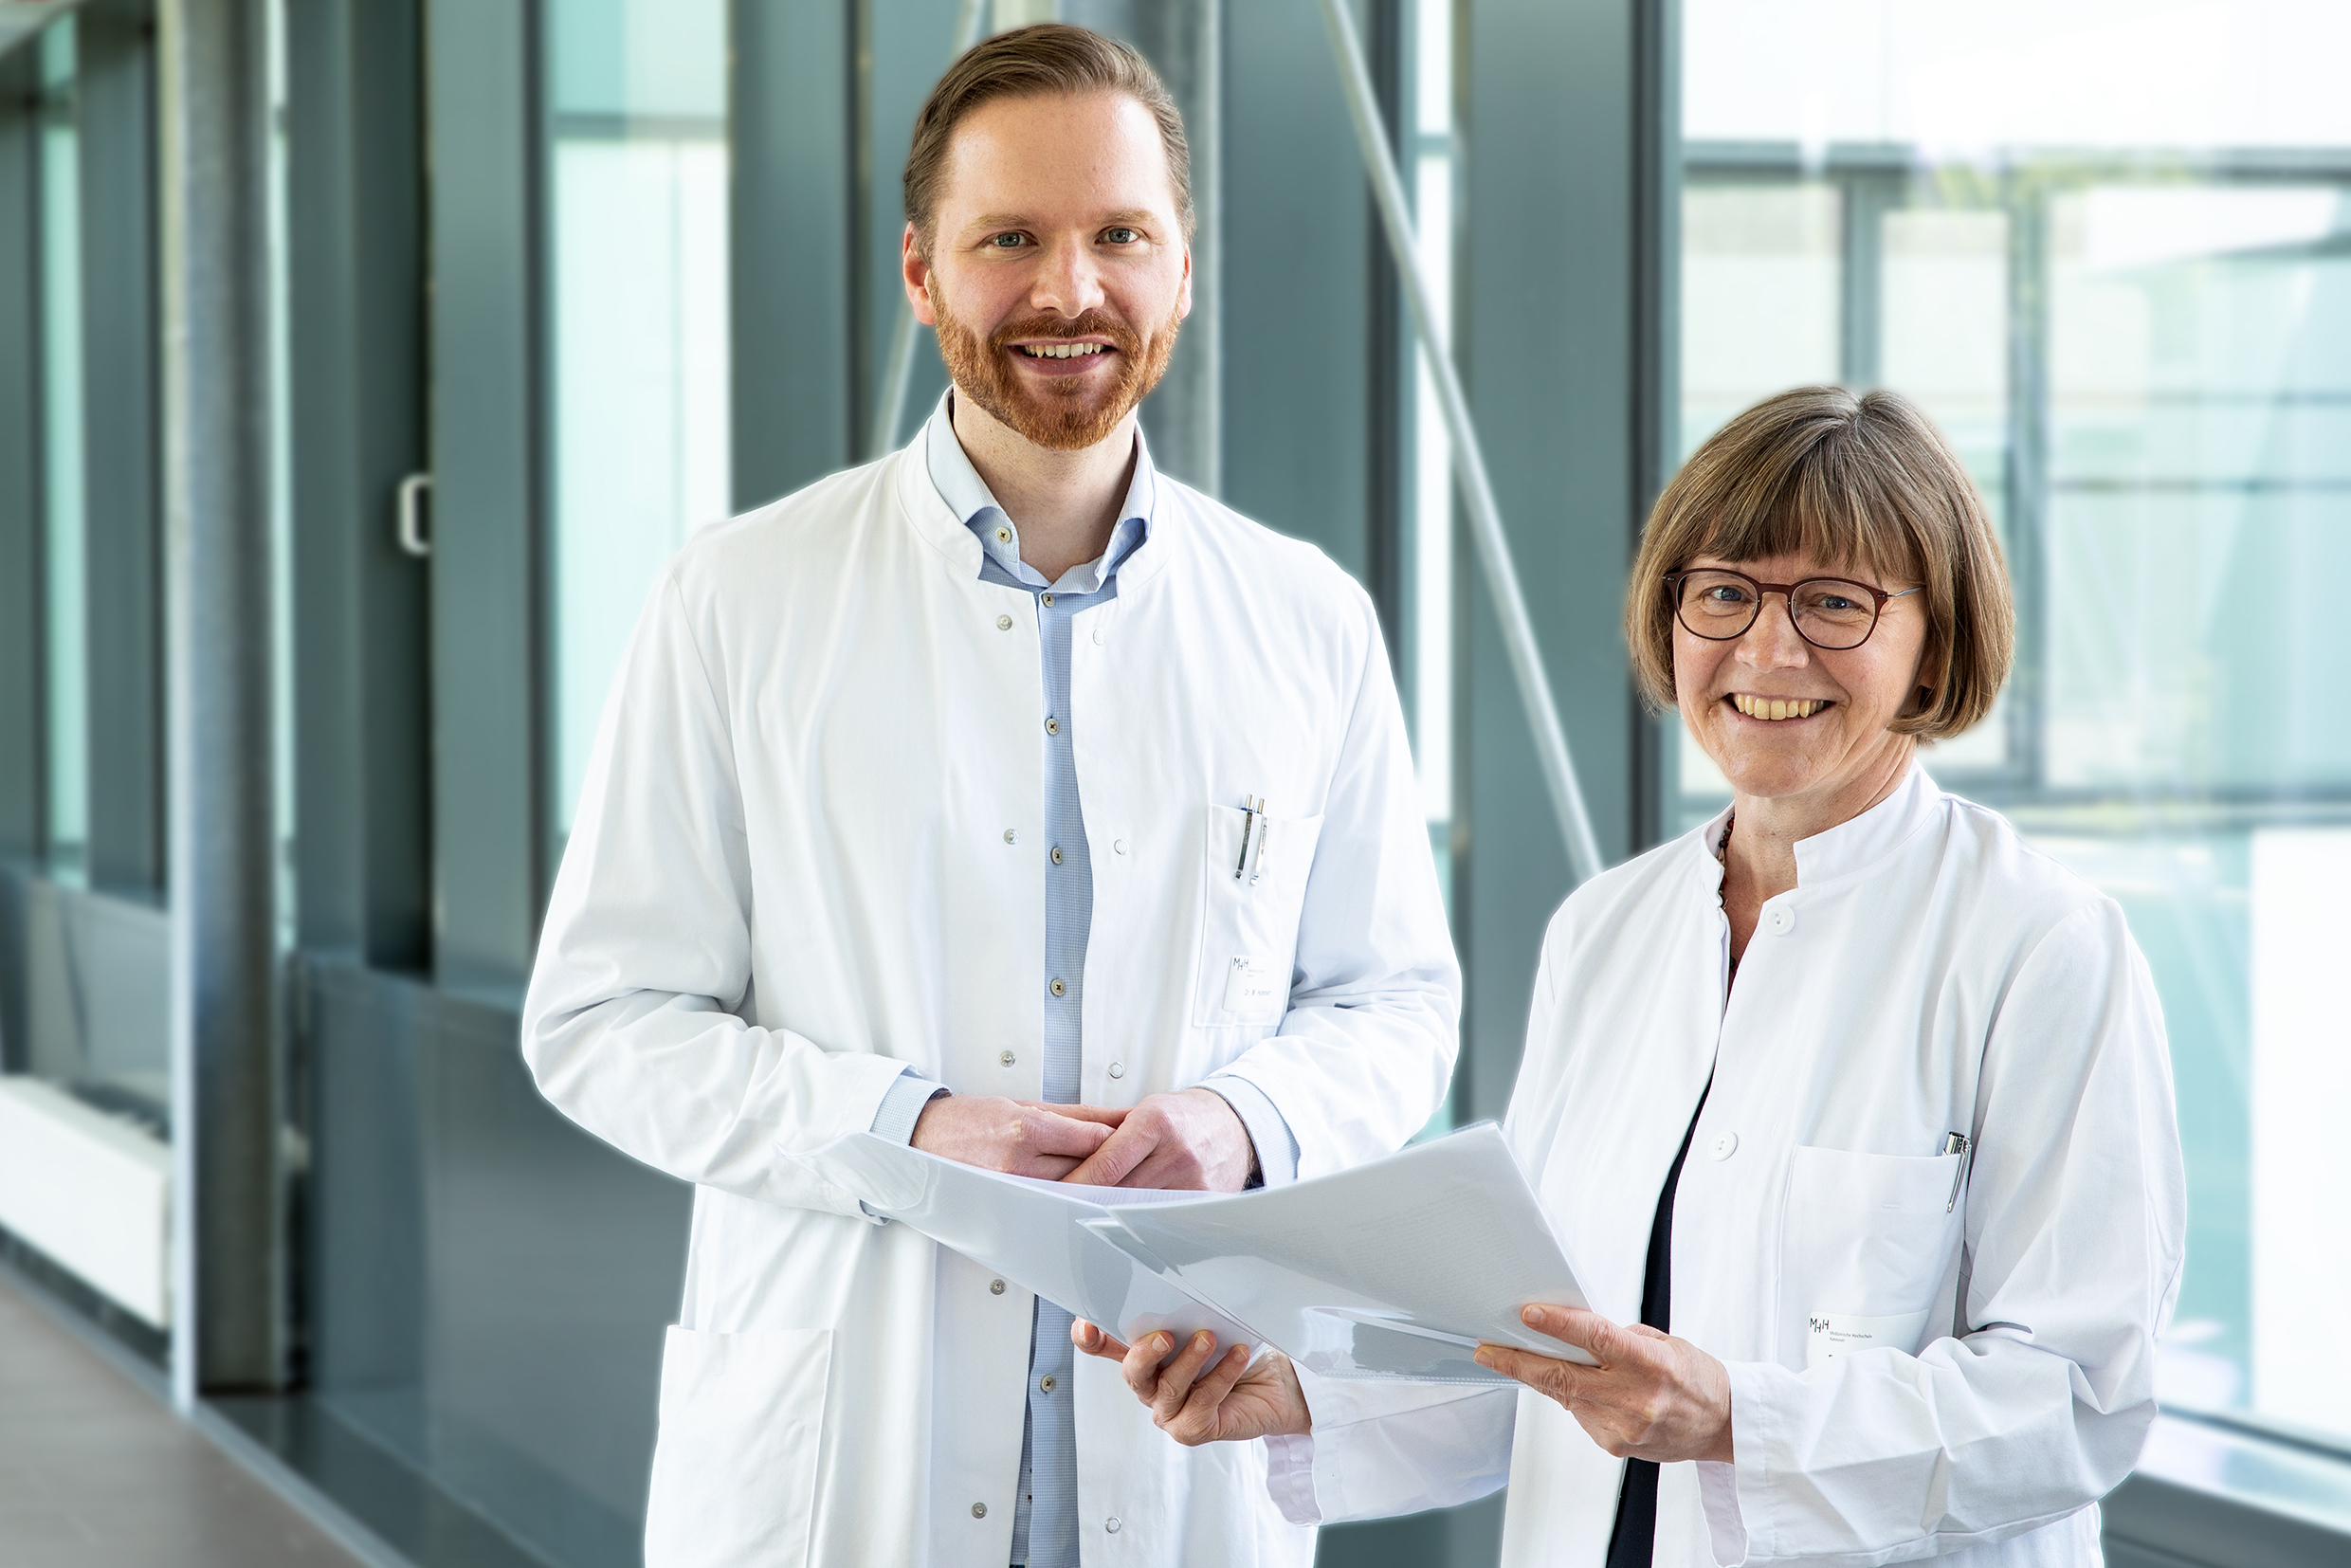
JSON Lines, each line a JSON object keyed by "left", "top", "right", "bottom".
{"left": 1784, "top": 1146, "right": 1964, "bottom": 1371}
{"left": 1191, "top": 804, "right": 1324, "bottom": 1028}
{"left": 645, "top": 1325, "right": 832, "bottom": 1568}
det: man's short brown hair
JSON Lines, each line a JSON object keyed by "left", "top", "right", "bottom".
{"left": 902, "top": 22, "right": 1194, "bottom": 255}
{"left": 1624, "top": 386, "right": 2016, "bottom": 741}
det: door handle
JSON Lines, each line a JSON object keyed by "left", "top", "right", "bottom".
{"left": 396, "top": 471, "right": 433, "bottom": 558}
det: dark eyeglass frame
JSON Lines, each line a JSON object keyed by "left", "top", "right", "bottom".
{"left": 1663, "top": 568, "right": 1921, "bottom": 651}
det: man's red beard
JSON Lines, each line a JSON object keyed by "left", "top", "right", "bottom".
{"left": 930, "top": 285, "right": 1180, "bottom": 452}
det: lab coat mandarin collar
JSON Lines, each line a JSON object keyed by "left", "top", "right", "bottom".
{"left": 915, "top": 391, "right": 1158, "bottom": 593}
{"left": 1689, "top": 762, "right": 1945, "bottom": 895}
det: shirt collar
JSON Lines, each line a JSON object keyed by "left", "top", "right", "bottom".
{"left": 1694, "top": 761, "right": 1944, "bottom": 890}
{"left": 922, "top": 391, "right": 1156, "bottom": 593}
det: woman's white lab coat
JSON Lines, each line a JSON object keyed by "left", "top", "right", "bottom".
{"left": 520, "top": 441, "right": 1458, "bottom": 1567}
{"left": 1267, "top": 768, "right": 2185, "bottom": 1567}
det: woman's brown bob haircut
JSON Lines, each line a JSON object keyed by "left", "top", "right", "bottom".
{"left": 1625, "top": 386, "right": 2015, "bottom": 742}
{"left": 903, "top": 23, "right": 1194, "bottom": 256}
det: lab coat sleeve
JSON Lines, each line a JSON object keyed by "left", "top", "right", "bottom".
{"left": 1257, "top": 940, "right": 1566, "bottom": 1525}
{"left": 1207, "top": 602, "right": 1461, "bottom": 1176}
{"left": 520, "top": 570, "right": 912, "bottom": 1219}
{"left": 1263, "top": 1369, "right": 1519, "bottom": 1525}
{"left": 1700, "top": 898, "right": 2187, "bottom": 1568}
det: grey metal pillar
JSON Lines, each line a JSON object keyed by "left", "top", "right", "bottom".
{"left": 283, "top": 0, "right": 431, "bottom": 967}
{"left": 426, "top": 0, "right": 544, "bottom": 992}
{"left": 158, "top": 0, "right": 282, "bottom": 1401}
{"left": 1446, "top": 0, "right": 1679, "bottom": 1135}
{"left": 79, "top": 0, "right": 167, "bottom": 897}
{"left": 732, "top": 0, "right": 860, "bottom": 507}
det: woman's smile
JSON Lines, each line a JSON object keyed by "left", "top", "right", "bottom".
{"left": 1726, "top": 693, "right": 1834, "bottom": 721}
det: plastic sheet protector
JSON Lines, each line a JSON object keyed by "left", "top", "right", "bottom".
{"left": 795, "top": 1122, "right": 1593, "bottom": 1384}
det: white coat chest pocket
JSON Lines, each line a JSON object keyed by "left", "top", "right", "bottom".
{"left": 1784, "top": 1146, "right": 1965, "bottom": 1371}
{"left": 1192, "top": 803, "right": 1324, "bottom": 1027}
{"left": 645, "top": 1325, "right": 831, "bottom": 1567}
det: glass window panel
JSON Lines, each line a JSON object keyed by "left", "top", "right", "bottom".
{"left": 1681, "top": 182, "right": 1841, "bottom": 457}
{"left": 40, "top": 19, "right": 86, "bottom": 876}
{"left": 1684, "top": 0, "right": 2351, "bottom": 1448}
{"left": 545, "top": 0, "right": 731, "bottom": 842}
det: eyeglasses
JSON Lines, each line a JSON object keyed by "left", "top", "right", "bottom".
{"left": 1663, "top": 568, "right": 1920, "bottom": 651}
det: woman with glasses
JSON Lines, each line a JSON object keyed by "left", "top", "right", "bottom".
{"left": 1078, "top": 386, "right": 2186, "bottom": 1567}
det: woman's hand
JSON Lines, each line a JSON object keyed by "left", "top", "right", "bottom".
{"left": 1475, "top": 1304, "right": 1735, "bottom": 1465}
{"left": 1072, "top": 1320, "right": 1312, "bottom": 1445}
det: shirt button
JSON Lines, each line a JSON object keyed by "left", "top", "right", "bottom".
{"left": 990, "top": 1278, "right": 1007, "bottom": 1295}
{"left": 1113, "top": 839, "right": 1127, "bottom": 854}
{"left": 1040, "top": 1375, "right": 1056, "bottom": 1393}
{"left": 1050, "top": 846, "right": 1064, "bottom": 866}
{"left": 999, "top": 1050, "right": 1015, "bottom": 1067}
{"left": 1108, "top": 1062, "right": 1124, "bottom": 1079}
{"left": 1767, "top": 904, "right": 1795, "bottom": 935}
{"left": 1046, "top": 717, "right": 1060, "bottom": 736}
{"left": 994, "top": 526, "right": 1011, "bottom": 544}
{"left": 1003, "top": 829, "right": 1017, "bottom": 844}
{"left": 1042, "top": 591, "right": 1056, "bottom": 607}
{"left": 995, "top": 613, "right": 1012, "bottom": 630}
{"left": 1050, "top": 978, "right": 1067, "bottom": 997}
{"left": 972, "top": 1502, "right": 988, "bottom": 1518}
{"left": 1708, "top": 1133, "right": 1739, "bottom": 1161}
{"left": 1105, "top": 1517, "right": 1121, "bottom": 1534}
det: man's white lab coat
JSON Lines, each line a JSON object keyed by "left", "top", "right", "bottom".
{"left": 520, "top": 438, "right": 1458, "bottom": 1567}
{"left": 1267, "top": 768, "right": 2185, "bottom": 1568}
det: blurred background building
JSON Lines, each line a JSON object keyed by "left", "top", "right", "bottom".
{"left": 0, "top": 0, "right": 2346, "bottom": 1564}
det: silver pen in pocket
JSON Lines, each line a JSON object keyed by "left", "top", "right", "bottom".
{"left": 1249, "top": 806, "right": 1270, "bottom": 884}
{"left": 1234, "top": 794, "right": 1260, "bottom": 879}
{"left": 1941, "top": 1132, "right": 1971, "bottom": 1212}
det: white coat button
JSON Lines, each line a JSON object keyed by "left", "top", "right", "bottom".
{"left": 999, "top": 1050, "right": 1015, "bottom": 1067}
{"left": 1708, "top": 1133, "right": 1738, "bottom": 1161}
{"left": 1041, "top": 591, "right": 1056, "bottom": 607}
{"left": 1046, "top": 717, "right": 1060, "bottom": 736}
{"left": 1040, "top": 1375, "right": 1056, "bottom": 1392}
{"left": 1003, "top": 829, "right": 1016, "bottom": 845}
{"left": 972, "top": 1502, "right": 988, "bottom": 1519}
{"left": 995, "top": 613, "right": 1012, "bottom": 630}
{"left": 994, "top": 526, "right": 1011, "bottom": 544}
{"left": 1105, "top": 1518, "right": 1121, "bottom": 1534}
{"left": 990, "top": 1278, "right": 1006, "bottom": 1295}
{"left": 1092, "top": 627, "right": 1103, "bottom": 644}
{"left": 1049, "top": 978, "right": 1066, "bottom": 997}
{"left": 1767, "top": 904, "right": 1795, "bottom": 935}
{"left": 1113, "top": 839, "right": 1127, "bottom": 854}
{"left": 1050, "top": 846, "right": 1064, "bottom": 866}
{"left": 1108, "top": 1062, "right": 1124, "bottom": 1079}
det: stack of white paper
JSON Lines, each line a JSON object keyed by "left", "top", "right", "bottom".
{"left": 792, "top": 1122, "right": 1594, "bottom": 1384}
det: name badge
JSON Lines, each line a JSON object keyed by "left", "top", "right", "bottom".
{"left": 1805, "top": 1309, "right": 1930, "bottom": 1370}
{"left": 1223, "top": 954, "right": 1283, "bottom": 1015}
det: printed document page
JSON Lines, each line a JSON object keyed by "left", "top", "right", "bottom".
{"left": 788, "top": 1132, "right": 1255, "bottom": 1353}
{"left": 1103, "top": 1123, "right": 1595, "bottom": 1382}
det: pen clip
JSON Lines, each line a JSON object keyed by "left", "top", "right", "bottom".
{"left": 1942, "top": 1132, "right": 1971, "bottom": 1212}
{"left": 1234, "top": 794, "right": 1259, "bottom": 880}
{"left": 1248, "top": 803, "right": 1270, "bottom": 884}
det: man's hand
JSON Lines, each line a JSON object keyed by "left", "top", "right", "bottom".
{"left": 910, "top": 1095, "right": 1123, "bottom": 1179}
{"left": 1062, "top": 1088, "right": 1255, "bottom": 1191}
{"left": 1072, "top": 1321, "right": 1311, "bottom": 1445}
{"left": 1473, "top": 1304, "right": 1735, "bottom": 1464}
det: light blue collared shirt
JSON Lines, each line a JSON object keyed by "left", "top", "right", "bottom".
{"left": 868, "top": 396, "right": 1299, "bottom": 1567}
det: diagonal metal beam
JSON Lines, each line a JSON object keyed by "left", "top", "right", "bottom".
{"left": 1314, "top": 0, "right": 1606, "bottom": 886}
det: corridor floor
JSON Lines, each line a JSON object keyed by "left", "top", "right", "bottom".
{"left": 0, "top": 1271, "right": 366, "bottom": 1568}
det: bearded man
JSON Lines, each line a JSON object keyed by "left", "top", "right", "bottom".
{"left": 521, "top": 24, "right": 1457, "bottom": 1568}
